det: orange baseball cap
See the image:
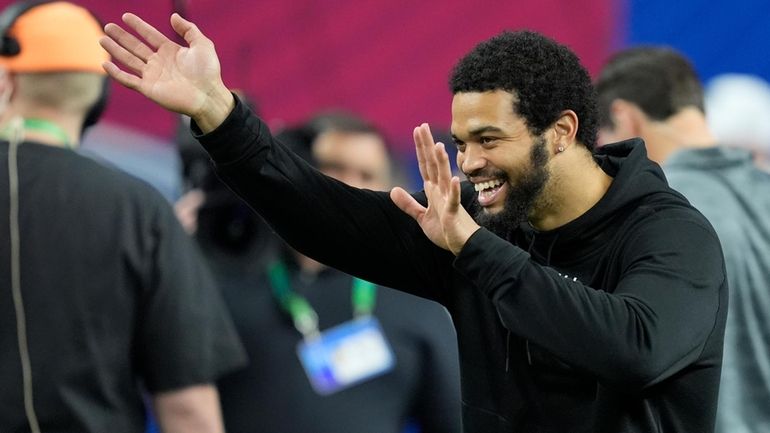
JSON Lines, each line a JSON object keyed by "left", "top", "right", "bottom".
{"left": 0, "top": 1, "right": 109, "bottom": 74}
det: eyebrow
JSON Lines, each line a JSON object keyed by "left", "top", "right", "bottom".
{"left": 451, "top": 125, "right": 504, "bottom": 142}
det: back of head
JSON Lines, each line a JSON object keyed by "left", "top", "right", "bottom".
{"left": 449, "top": 30, "right": 598, "bottom": 151}
{"left": 705, "top": 73, "right": 770, "bottom": 156}
{"left": 0, "top": 1, "right": 109, "bottom": 127}
{"left": 305, "top": 110, "right": 382, "bottom": 138}
{"left": 596, "top": 46, "right": 704, "bottom": 128}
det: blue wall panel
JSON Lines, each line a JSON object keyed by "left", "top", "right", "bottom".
{"left": 627, "top": 0, "right": 770, "bottom": 83}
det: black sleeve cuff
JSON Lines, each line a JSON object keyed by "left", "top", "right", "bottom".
{"left": 191, "top": 93, "right": 265, "bottom": 166}
{"left": 453, "top": 228, "right": 529, "bottom": 298}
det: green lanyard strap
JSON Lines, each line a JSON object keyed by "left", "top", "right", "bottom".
{"left": 267, "top": 260, "right": 377, "bottom": 338}
{"left": 352, "top": 278, "right": 376, "bottom": 317}
{"left": 2, "top": 118, "right": 71, "bottom": 148}
{"left": 22, "top": 118, "right": 71, "bottom": 148}
{"left": 267, "top": 261, "right": 319, "bottom": 338}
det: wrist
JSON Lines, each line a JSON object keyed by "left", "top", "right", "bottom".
{"left": 191, "top": 83, "right": 235, "bottom": 133}
{"left": 449, "top": 223, "right": 481, "bottom": 256}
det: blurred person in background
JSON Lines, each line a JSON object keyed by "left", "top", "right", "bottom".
{"left": 174, "top": 110, "right": 462, "bottom": 433}
{"left": 596, "top": 46, "right": 770, "bottom": 433}
{"left": 174, "top": 92, "right": 273, "bottom": 266}
{"left": 0, "top": 2, "right": 246, "bottom": 433}
{"left": 705, "top": 73, "right": 770, "bottom": 172}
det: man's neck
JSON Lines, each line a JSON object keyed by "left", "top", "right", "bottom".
{"left": 644, "top": 108, "right": 717, "bottom": 164}
{"left": 530, "top": 145, "right": 613, "bottom": 232}
{"left": 1, "top": 109, "right": 81, "bottom": 148}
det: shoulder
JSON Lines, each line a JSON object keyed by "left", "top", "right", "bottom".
{"left": 68, "top": 151, "right": 172, "bottom": 211}
{"left": 618, "top": 196, "right": 725, "bottom": 275}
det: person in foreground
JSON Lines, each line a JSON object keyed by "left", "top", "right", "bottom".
{"left": 0, "top": 3, "right": 245, "bottom": 433}
{"left": 596, "top": 46, "right": 770, "bottom": 433}
{"left": 100, "top": 13, "right": 728, "bottom": 433}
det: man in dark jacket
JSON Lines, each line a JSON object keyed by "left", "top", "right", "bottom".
{"left": 596, "top": 46, "right": 770, "bottom": 433}
{"left": 100, "top": 13, "right": 728, "bottom": 433}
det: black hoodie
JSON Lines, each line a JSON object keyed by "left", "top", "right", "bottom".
{"left": 197, "top": 98, "right": 727, "bottom": 433}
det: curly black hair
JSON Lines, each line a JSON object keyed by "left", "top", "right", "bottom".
{"left": 450, "top": 30, "right": 598, "bottom": 151}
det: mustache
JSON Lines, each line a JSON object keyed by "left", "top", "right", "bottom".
{"left": 464, "top": 168, "right": 508, "bottom": 181}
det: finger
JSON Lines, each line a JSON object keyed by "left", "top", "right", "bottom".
{"left": 413, "top": 126, "right": 430, "bottom": 182}
{"left": 101, "top": 61, "right": 142, "bottom": 91}
{"left": 122, "top": 13, "right": 173, "bottom": 50}
{"left": 99, "top": 35, "right": 146, "bottom": 75}
{"left": 417, "top": 123, "right": 439, "bottom": 182}
{"left": 103, "top": 22, "right": 155, "bottom": 63}
{"left": 170, "top": 13, "right": 210, "bottom": 48}
{"left": 390, "top": 187, "right": 426, "bottom": 222}
{"left": 176, "top": 189, "right": 206, "bottom": 210}
{"left": 448, "top": 176, "right": 462, "bottom": 210}
{"left": 173, "top": 189, "right": 205, "bottom": 232}
{"left": 435, "top": 142, "right": 452, "bottom": 192}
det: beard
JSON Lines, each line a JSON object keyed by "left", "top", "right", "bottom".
{"left": 470, "top": 135, "right": 550, "bottom": 237}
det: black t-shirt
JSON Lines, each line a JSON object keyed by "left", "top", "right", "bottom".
{"left": 0, "top": 141, "right": 246, "bottom": 433}
{"left": 213, "top": 253, "right": 462, "bottom": 433}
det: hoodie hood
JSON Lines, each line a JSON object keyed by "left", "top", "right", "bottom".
{"left": 518, "top": 137, "right": 683, "bottom": 265}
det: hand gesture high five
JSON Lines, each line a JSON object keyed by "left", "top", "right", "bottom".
{"left": 99, "top": 13, "right": 233, "bottom": 133}
{"left": 390, "top": 124, "right": 480, "bottom": 255}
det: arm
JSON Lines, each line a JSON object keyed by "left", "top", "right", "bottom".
{"left": 136, "top": 191, "right": 246, "bottom": 400}
{"left": 99, "top": 14, "right": 454, "bottom": 301}
{"left": 152, "top": 384, "right": 224, "bottom": 433}
{"left": 458, "top": 218, "right": 725, "bottom": 390}
{"left": 196, "top": 99, "right": 454, "bottom": 300}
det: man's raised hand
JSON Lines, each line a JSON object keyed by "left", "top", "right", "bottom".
{"left": 390, "top": 123, "right": 480, "bottom": 255}
{"left": 99, "top": 13, "right": 233, "bottom": 133}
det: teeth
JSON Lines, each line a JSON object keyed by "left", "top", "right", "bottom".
{"left": 474, "top": 179, "right": 504, "bottom": 192}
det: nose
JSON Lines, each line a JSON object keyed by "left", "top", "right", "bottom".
{"left": 459, "top": 144, "right": 486, "bottom": 176}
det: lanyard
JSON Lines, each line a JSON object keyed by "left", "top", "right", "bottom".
{"left": 21, "top": 118, "right": 71, "bottom": 148}
{"left": 2, "top": 118, "right": 70, "bottom": 148}
{"left": 267, "top": 260, "right": 377, "bottom": 339}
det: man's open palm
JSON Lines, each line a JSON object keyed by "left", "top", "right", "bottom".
{"left": 99, "top": 13, "right": 232, "bottom": 132}
{"left": 390, "top": 124, "right": 480, "bottom": 255}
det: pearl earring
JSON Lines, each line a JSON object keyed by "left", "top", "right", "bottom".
{"left": 557, "top": 145, "right": 565, "bottom": 153}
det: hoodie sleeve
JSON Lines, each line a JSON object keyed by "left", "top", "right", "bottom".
{"left": 454, "top": 214, "right": 726, "bottom": 390}
{"left": 194, "top": 96, "right": 454, "bottom": 303}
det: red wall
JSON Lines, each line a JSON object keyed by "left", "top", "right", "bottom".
{"left": 6, "top": 0, "right": 619, "bottom": 151}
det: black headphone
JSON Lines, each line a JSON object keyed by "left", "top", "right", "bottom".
{"left": 0, "top": 0, "right": 51, "bottom": 56}
{"left": 0, "top": 0, "right": 110, "bottom": 131}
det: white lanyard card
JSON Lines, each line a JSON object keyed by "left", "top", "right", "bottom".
{"left": 297, "top": 316, "right": 395, "bottom": 395}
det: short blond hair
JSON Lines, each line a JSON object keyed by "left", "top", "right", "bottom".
{"left": 14, "top": 72, "right": 103, "bottom": 114}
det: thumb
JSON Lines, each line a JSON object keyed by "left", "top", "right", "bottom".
{"left": 390, "top": 187, "right": 425, "bottom": 222}
{"left": 170, "top": 13, "right": 205, "bottom": 46}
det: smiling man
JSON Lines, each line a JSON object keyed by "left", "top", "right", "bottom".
{"left": 451, "top": 91, "right": 553, "bottom": 234}
{"left": 100, "top": 14, "right": 728, "bottom": 433}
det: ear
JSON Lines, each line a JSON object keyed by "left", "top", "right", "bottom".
{"left": 0, "top": 67, "right": 14, "bottom": 119}
{"left": 550, "top": 109, "right": 578, "bottom": 154}
{"left": 608, "top": 99, "right": 646, "bottom": 139}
